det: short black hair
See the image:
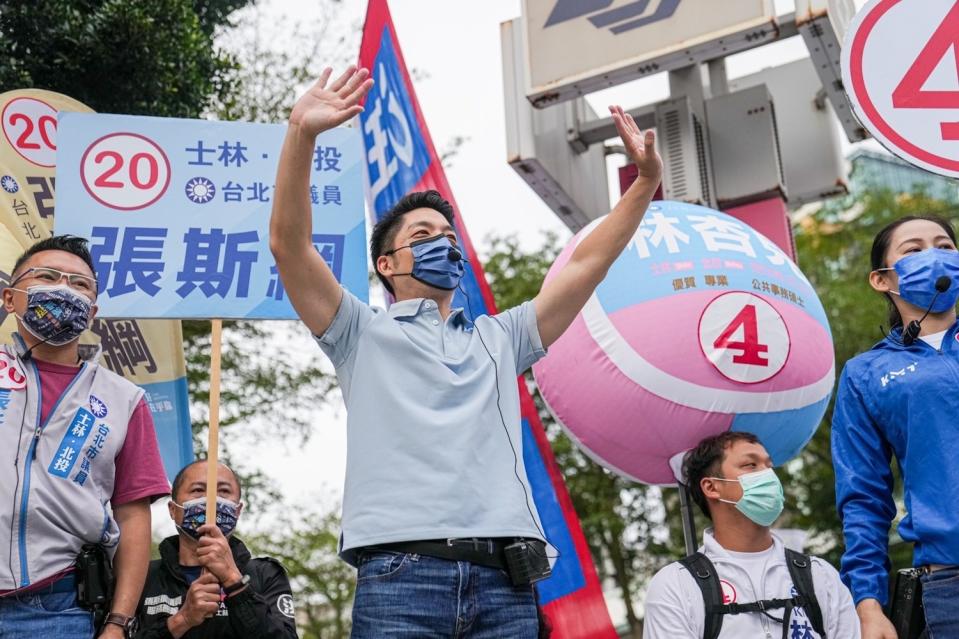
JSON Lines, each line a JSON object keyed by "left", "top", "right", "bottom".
{"left": 12, "top": 235, "right": 96, "bottom": 281}
{"left": 682, "top": 431, "right": 761, "bottom": 520}
{"left": 369, "top": 190, "right": 455, "bottom": 294}
{"left": 171, "top": 459, "right": 241, "bottom": 503}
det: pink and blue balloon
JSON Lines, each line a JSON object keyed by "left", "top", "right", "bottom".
{"left": 533, "top": 201, "right": 834, "bottom": 485}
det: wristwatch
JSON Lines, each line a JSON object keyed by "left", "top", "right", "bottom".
{"left": 103, "top": 612, "right": 138, "bottom": 638}
{"left": 223, "top": 573, "right": 251, "bottom": 596}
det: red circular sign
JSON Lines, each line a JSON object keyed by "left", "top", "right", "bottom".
{"left": 720, "top": 579, "right": 737, "bottom": 604}
{"left": 80, "top": 132, "right": 171, "bottom": 210}
{"left": 2, "top": 97, "right": 58, "bottom": 168}
{"left": 843, "top": 0, "right": 959, "bottom": 177}
{"left": 698, "top": 291, "right": 791, "bottom": 385}
{"left": 0, "top": 351, "right": 27, "bottom": 390}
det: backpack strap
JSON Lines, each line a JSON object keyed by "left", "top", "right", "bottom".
{"left": 784, "top": 548, "right": 826, "bottom": 638}
{"left": 711, "top": 598, "right": 801, "bottom": 639}
{"left": 678, "top": 553, "right": 724, "bottom": 639}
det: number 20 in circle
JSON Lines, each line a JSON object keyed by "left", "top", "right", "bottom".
{"left": 2, "top": 97, "right": 58, "bottom": 167}
{"left": 80, "top": 132, "right": 171, "bottom": 210}
{"left": 698, "top": 292, "right": 790, "bottom": 384}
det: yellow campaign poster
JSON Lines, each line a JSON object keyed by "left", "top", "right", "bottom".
{"left": 0, "top": 88, "right": 81, "bottom": 243}
{"left": 0, "top": 88, "right": 192, "bottom": 479}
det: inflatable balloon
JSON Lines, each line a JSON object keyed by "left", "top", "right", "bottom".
{"left": 533, "top": 201, "right": 834, "bottom": 485}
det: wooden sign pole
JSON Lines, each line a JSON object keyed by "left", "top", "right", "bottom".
{"left": 206, "top": 319, "right": 223, "bottom": 527}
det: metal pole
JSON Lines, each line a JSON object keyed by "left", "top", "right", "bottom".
{"left": 707, "top": 58, "right": 729, "bottom": 98}
{"left": 678, "top": 483, "right": 698, "bottom": 556}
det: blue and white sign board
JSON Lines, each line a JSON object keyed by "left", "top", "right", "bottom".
{"left": 55, "top": 113, "right": 368, "bottom": 318}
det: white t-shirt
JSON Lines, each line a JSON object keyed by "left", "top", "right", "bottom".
{"left": 920, "top": 329, "right": 948, "bottom": 350}
{"left": 643, "top": 531, "right": 860, "bottom": 639}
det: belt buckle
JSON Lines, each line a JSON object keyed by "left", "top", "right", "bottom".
{"left": 446, "top": 537, "right": 491, "bottom": 553}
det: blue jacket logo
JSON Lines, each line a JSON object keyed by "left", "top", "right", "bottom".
{"left": 545, "top": 0, "right": 680, "bottom": 35}
{"left": 880, "top": 362, "right": 918, "bottom": 388}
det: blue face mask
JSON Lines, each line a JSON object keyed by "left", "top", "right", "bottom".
{"left": 712, "top": 468, "right": 784, "bottom": 527}
{"left": 879, "top": 248, "right": 959, "bottom": 313}
{"left": 172, "top": 496, "right": 241, "bottom": 539}
{"left": 387, "top": 234, "right": 466, "bottom": 291}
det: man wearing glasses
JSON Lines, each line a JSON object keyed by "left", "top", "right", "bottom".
{"left": 0, "top": 236, "right": 169, "bottom": 639}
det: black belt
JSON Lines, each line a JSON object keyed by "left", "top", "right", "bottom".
{"left": 0, "top": 573, "right": 75, "bottom": 598}
{"left": 367, "top": 538, "right": 534, "bottom": 571}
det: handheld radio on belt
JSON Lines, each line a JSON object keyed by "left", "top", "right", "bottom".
{"left": 890, "top": 568, "right": 926, "bottom": 639}
{"left": 76, "top": 543, "right": 114, "bottom": 629}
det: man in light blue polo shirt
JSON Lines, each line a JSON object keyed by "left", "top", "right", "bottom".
{"left": 270, "top": 65, "right": 663, "bottom": 638}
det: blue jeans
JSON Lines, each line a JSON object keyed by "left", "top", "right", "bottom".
{"left": 922, "top": 567, "right": 959, "bottom": 639}
{"left": 0, "top": 589, "right": 94, "bottom": 638}
{"left": 350, "top": 551, "right": 539, "bottom": 638}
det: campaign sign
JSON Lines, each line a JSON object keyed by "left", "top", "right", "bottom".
{"left": 55, "top": 113, "right": 367, "bottom": 318}
{"left": 533, "top": 201, "right": 835, "bottom": 486}
{"left": 843, "top": 0, "right": 959, "bottom": 178}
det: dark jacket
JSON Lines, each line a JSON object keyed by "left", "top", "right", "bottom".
{"left": 135, "top": 535, "right": 298, "bottom": 639}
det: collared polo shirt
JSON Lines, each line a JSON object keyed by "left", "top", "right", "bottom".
{"left": 316, "top": 289, "right": 548, "bottom": 562}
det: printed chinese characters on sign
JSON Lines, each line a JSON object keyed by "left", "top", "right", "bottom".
{"left": 55, "top": 113, "right": 368, "bottom": 318}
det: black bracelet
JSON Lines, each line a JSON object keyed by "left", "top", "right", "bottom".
{"left": 223, "top": 573, "right": 251, "bottom": 596}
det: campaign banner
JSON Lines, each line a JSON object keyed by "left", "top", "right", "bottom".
{"left": 359, "top": 2, "right": 618, "bottom": 636}
{"left": 0, "top": 88, "right": 91, "bottom": 244}
{"left": 91, "top": 317, "right": 193, "bottom": 480}
{"left": 55, "top": 113, "right": 368, "bottom": 319}
{"left": 0, "top": 89, "right": 193, "bottom": 480}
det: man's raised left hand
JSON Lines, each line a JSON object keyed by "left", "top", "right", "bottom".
{"left": 609, "top": 104, "right": 663, "bottom": 185}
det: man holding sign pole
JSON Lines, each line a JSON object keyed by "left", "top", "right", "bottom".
{"left": 271, "top": 65, "right": 662, "bottom": 637}
{"left": 0, "top": 236, "right": 169, "bottom": 639}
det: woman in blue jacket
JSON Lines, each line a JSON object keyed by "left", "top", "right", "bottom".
{"left": 833, "top": 215, "right": 959, "bottom": 639}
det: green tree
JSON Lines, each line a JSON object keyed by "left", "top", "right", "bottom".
{"left": 182, "top": 320, "right": 337, "bottom": 512}
{"left": 246, "top": 510, "right": 355, "bottom": 639}
{"left": 0, "top": 0, "right": 347, "bottom": 508}
{"left": 212, "top": 0, "right": 354, "bottom": 124}
{"left": 0, "top": 0, "right": 248, "bottom": 116}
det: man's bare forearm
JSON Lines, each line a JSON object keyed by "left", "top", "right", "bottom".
{"left": 533, "top": 173, "right": 660, "bottom": 347}
{"left": 111, "top": 499, "right": 151, "bottom": 617}
{"left": 270, "top": 125, "right": 318, "bottom": 257}
{"left": 570, "top": 175, "right": 660, "bottom": 282}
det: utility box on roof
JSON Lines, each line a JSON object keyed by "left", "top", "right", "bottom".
{"left": 728, "top": 57, "right": 847, "bottom": 207}
{"left": 655, "top": 96, "right": 714, "bottom": 206}
{"left": 706, "top": 85, "right": 786, "bottom": 208}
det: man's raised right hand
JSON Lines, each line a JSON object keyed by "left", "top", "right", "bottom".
{"left": 289, "top": 66, "right": 373, "bottom": 138}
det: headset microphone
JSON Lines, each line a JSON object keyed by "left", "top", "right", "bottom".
{"left": 448, "top": 247, "right": 463, "bottom": 262}
{"left": 902, "top": 276, "right": 951, "bottom": 346}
